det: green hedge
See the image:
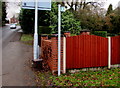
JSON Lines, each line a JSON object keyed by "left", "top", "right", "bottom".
{"left": 93, "top": 31, "right": 107, "bottom": 37}
{"left": 118, "top": 33, "right": 120, "bottom": 35}
{"left": 38, "top": 26, "right": 52, "bottom": 35}
{"left": 107, "top": 33, "right": 117, "bottom": 37}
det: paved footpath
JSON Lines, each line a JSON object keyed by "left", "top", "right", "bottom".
{"left": 2, "top": 32, "right": 36, "bottom": 86}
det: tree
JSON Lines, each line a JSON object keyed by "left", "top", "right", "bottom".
{"left": 61, "top": 10, "right": 81, "bottom": 34}
{"left": 64, "top": 0, "right": 103, "bottom": 12}
{"left": 75, "top": 3, "right": 105, "bottom": 31}
{"left": 103, "top": 3, "right": 120, "bottom": 34}
{"left": 19, "top": 2, "right": 81, "bottom": 34}
{"left": 106, "top": 4, "right": 113, "bottom": 16}
{"left": 0, "top": 1, "right": 2, "bottom": 26}
{"left": 111, "top": 15, "right": 120, "bottom": 34}
{"left": 19, "top": 9, "right": 35, "bottom": 33}
{"left": 110, "top": 4, "right": 120, "bottom": 34}
{"left": 114, "top": 6, "right": 120, "bottom": 15}
{"left": 48, "top": 2, "right": 58, "bottom": 33}
{"left": 2, "top": 2, "right": 7, "bottom": 26}
{"left": 102, "top": 13, "right": 114, "bottom": 32}
{"left": 49, "top": 2, "right": 81, "bottom": 34}
{"left": 19, "top": 9, "right": 51, "bottom": 34}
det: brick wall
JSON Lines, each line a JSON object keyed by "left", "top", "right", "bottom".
{"left": 41, "top": 35, "right": 64, "bottom": 74}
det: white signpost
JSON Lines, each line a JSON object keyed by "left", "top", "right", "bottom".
{"left": 58, "top": 4, "right": 65, "bottom": 76}
{"left": 58, "top": 4, "right": 61, "bottom": 76}
{"left": 22, "top": 0, "right": 51, "bottom": 61}
{"left": 22, "top": 0, "right": 65, "bottom": 76}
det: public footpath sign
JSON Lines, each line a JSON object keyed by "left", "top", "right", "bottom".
{"left": 22, "top": 0, "right": 51, "bottom": 61}
{"left": 22, "top": 0, "right": 51, "bottom": 10}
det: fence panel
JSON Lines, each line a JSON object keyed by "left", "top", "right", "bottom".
{"left": 111, "top": 36, "right": 120, "bottom": 65}
{"left": 66, "top": 35, "right": 108, "bottom": 69}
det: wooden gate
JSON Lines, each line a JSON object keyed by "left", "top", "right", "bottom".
{"left": 66, "top": 35, "right": 108, "bottom": 69}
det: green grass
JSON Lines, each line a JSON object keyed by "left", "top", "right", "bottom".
{"left": 21, "top": 34, "right": 33, "bottom": 41}
{"left": 20, "top": 34, "right": 33, "bottom": 45}
{"left": 50, "top": 68, "right": 120, "bottom": 86}
{"left": 37, "top": 68, "right": 120, "bottom": 87}
{"left": 35, "top": 71, "right": 52, "bottom": 86}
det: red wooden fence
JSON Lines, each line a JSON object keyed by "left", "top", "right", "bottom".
{"left": 111, "top": 36, "right": 120, "bottom": 65}
{"left": 66, "top": 35, "right": 108, "bottom": 69}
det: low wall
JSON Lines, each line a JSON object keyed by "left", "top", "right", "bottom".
{"left": 41, "top": 35, "right": 64, "bottom": 74}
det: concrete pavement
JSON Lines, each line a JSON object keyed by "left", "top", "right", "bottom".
{"left": 0, "top": 27, "right": 2, "bottom": 87}
{"left": 2, "top": 31, "right": 36, "bottom": 86}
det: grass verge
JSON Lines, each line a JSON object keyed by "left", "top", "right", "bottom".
{"left": 21, "top": 34, "right": 33, "bottom": 45}
{"left": 36, "top": 67, "right": 120, "bottom": 87}
{"left": 21, "top": 34, "right": 33, "bottom": 41}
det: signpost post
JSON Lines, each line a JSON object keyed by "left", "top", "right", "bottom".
{"left": 58, "top": 4, "right": 61, "bottom": 76}
{"left": 34, "top": 0, "right": 38, "bottom": 60}
{"left": 58, "top": 4, "right": 65, "bottom": 76}
{"left": 22, "top": 0, "right": 51, "bottom": 63}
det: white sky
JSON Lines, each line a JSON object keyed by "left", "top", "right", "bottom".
{"left": 5, "top": 0, "right": 120, "bottom": 19}
{"left": 104, "top": 0, "right": 120, "bottom": 10}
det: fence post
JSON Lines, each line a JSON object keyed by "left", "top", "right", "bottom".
{"left": 63, "top": 37, "right": 66, "bottom": 73}
{"left": 108, "top": 37, "right": 111, "bottom": 69}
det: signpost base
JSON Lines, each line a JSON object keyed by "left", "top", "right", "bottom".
{"left": 32, "top": 59, "right": 43, "bottom": 69}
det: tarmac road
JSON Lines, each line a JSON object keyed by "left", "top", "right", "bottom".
{"left": 2, "top": 25, "right": 36, "bottom": 86}
{"left": 2, "top": 24, "right": 21, "bottom": 49}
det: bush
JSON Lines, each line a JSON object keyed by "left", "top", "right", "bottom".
{"left": 19, "top": 9, "right": 50, "bottom": 34}
{"left": 107, "top": 33, "right": 117, "bottom": 37}
{"left": 19, "top": 9, "right": 34, "bottom": 34}
{"left": 38, "top": 26, "right": 52, "bottom": 34}
{"left": 118, "top": 33, "right": 120, "bottom": 35}
{"left": 19, "top": 2, "right": 81, "bottom": 34}
{"left": 93, "top": 31, "right": 107, "bottom": 37}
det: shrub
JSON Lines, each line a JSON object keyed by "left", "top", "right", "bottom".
{"left": 38, "top": 26, "right": 52, "bottom": 34}
{"left": 93, "top": 31, "right": 107, "bottom": 37}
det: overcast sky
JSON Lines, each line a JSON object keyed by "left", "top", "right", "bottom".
{"left": 6, "top": 0, "right": 120, "bottom": 19}
{"left": 104, "top": 0, "right": 120, "bottom": 9}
